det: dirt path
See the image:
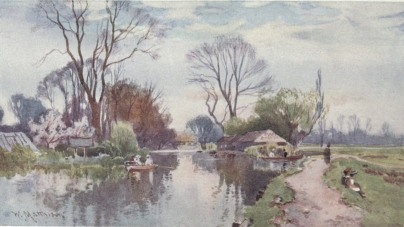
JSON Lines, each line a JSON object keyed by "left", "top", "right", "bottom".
{"left": 281, "top": 157, "right": 364, "bottom": 227}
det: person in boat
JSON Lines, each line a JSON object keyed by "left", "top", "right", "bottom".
{"left": 144, "top": 154, "right": 154, "bottom": 166}
{"left": 342, "top": 167, "right": 366, "bottom": 198}
{"left": 134, "top": 155, "right": 143, "bottom": 166}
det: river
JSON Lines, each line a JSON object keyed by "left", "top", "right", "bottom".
{"left": 0, "top": 150, "right": 303, "bottom": 226}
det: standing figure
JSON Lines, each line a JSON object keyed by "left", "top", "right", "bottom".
{"left": 134, "top": 155, "right": 143, "bottom": 166}
{"left": 324, "top": 142, "right": 331, "bottom": 165}
{"left": 145, "top": 154, "right": 154, "bottom": 166}
{"left": 283, "top": 149, "right": 288, "bottom": 158}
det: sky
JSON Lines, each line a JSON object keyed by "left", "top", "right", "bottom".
{"left": 0, "top": 0, "right": 404, "bottom": 135}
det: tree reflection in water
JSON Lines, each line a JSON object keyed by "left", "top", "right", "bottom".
{"left": 0, "top": 151, "right": 303, "bottom": 226}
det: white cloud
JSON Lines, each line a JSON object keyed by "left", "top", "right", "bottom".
{"left": 243, "top": 1, "right": 271, "bottom": 8}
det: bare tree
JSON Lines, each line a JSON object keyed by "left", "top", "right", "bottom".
{"left": 337, "top": 114, "right": 345, "bottom": 142}
{"left": 36, "top": 73, "right": 57, "bottom": 110}
{"left": 363, "top": 118, "right": 372, "bottom": 140}
{"left": 348, "top": 114, "right": 360, "bottom": 142}
{"left": 317, "top": 119, "right": 326, "bottom": 147}
{"left": 37, "top": 0, "right": 164, "bottom": 140}
{"left": 187, "top": 35, "right": 274, "bottom": 129}
{"left": 381, "top": 122, "right": 392, "bottom": 137}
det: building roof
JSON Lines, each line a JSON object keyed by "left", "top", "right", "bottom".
{"left": 237, "top": 130, "right": 287, "bottom": 144}
{"left": 0, "top": 132, "right": 39, "bottom": 152}
{"left": 218, "top": 134, "right": 243, "bottom": 143}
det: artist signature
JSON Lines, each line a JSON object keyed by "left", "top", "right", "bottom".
{"left": 11, "top": 210, "right": 65, "bottom": 223}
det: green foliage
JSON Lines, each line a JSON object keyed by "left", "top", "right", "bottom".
{"left": 244, "top": 143, "right": 293, "bottom": 157}
{"left": 198, "top": 142, "right": 217, "bottom": 150}
{"left": 0, "top": 145, "right": 37, "bottom": 179}
{"left": 255, "top": 88, "right": 328, "bottom": 146}
{"left": 324, "top": 158, "right": 404, "bottom": 227}
{"left": 38, "top": 149, "right": 63, "bottom": 162}
{"left": 0, "top": 144, "right": 37, "bottom": 165}
{"left": 224, "top": 117, "right": 250, "bottom": 135}
{"left": 96, "top": 121, "right": 149, "bottom": 159}
{"left": 244, "top": 175, "right": 295, "bottom": 226}
{"left": 100, "top": 156, "right": 125, "bottom": 168}
{"left": 245, "top": 145, "right": 276, "bottom": 157}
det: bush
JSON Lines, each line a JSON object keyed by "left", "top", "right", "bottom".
{"left": 96, "top": 121, "right": 148, "bottom": 159}
{"left": 244, "top": 143, "right": 293, "bottom": 157}
{"left": 38, "top": 149, "right": 63, "bottom": 162}
{"left": 198, "top": 142, "right": 217, "bottom": 150}
{"left": 0, "top": 144, "right": 37, "bottom": 165}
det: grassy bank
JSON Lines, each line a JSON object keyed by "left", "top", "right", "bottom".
{"left": 324, "top": 157, "right": 404, "bottom": 227}
{"left": 244, "top": 164, "right": 304, "bottom": 226}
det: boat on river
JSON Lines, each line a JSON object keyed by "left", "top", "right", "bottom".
{"left": 260, "top": 154, "right": 304, "bottom": 161}
{"left": 124, "top": 161, "right": 158, "bottom": 171}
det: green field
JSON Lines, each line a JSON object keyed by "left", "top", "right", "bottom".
{"left": 300, "top": 145, "right": 404, "bottom": 167}
{"left": 246, "top": 146, "right": 404, "bottom": 227}
{"left": 324, "top": 157, "right": 404, "bottom": 227}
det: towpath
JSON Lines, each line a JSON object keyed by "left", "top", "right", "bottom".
{"left": 281, "top": 156, "right": 364, "bottom": 227}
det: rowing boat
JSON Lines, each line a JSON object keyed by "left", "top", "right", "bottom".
{"left": 124, "top": 161, "right": 158, "bottom": 171}
{"left": 260, "top": 154, "right": 304, "bottom": 161}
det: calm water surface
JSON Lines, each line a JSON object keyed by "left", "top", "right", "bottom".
{"left": 0, "top": 150, "right": 303, "bottom": 226}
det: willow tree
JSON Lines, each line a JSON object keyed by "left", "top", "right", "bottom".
{"left": 255, "top": 88, "right": 327, "bottom": 148}
{"left": 36, "top": 0, "right": 164, "bottom": 140}
{"left": 187, "top": 35, "right": 274, "bottom": 129}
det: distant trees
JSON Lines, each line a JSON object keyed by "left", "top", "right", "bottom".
{"left": 186, "top": 115, "right": 223, "bottom": 149}
{"left": 9, "top": 94, "right": 48, "bottom": 125}
{"left": 304, "top": 117, "right": 403, "bottom": 146}
{"left": 348, "top": 114, "right": 361, "bottom": 142}
{"left": 36, "top": 0, "right": 165, "bottom": 140}
{"left": 36, "top": 62, "right": 90, "bottom": 127}
{"left": 187, "top": 35, "right": 274, "bottom": 129}
{"left": 0, "top": 106, "right": 3, "bottom": 124}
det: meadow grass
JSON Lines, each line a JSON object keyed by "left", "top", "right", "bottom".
{"left": 244, "top": 175, "right": 295, "bottom": 227}
{"left": 300, "top": 144, "right": 404, "bottom": 167}
{"left": 324, "top": 157, "right": 404, "bottom": 227}
{"left": 244, "top": 160, "right": 304, "bottom": 226}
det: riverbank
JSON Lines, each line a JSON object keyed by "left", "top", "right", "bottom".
{"left": 322, "top": 155, "right": 404, "bottom": 226}
{"left": 281, "top": 157, "right": 364, "bottom": 227}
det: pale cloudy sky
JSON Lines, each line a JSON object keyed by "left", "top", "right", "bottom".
{"left": 0, "top": 1, "right": 404, "bottom": 135}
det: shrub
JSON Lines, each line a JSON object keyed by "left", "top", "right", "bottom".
{"left": 0, "top": 144, "right": 37, "bottom": 164}
{"left": 96, "top": 121, "right": 149, "bottom": 159}
{"left": 38, "top": 149, "right": 63, "bottom": 162}
{"left": 244, "top": 143, "right": 293, "bottom": 157}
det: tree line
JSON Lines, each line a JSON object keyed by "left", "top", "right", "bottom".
{"left": 304, "top": 115, "right": 404, "bottom": 146}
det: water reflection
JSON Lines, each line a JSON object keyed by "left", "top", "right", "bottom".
{"left": 1, "top": 150, "right": 301, "bottom": 226}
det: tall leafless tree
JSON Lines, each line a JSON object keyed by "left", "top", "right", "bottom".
{"left": 36, "top": 72, "right": 57, "bottom": 110}
{"left": 187, "top": 35, "right": 274, "bottom": 129}
{"left": 317, "top": 119, "right": 326, "bottom": 147}
{"left": 37, "top": 0, "right": 164, "bottom": 140}
{"left": 337, "top": 114, "right": 345, "bottom": 142}
{"left": 348, "top": 114, "right": 361, "bottom": 142}
{"left": 363, "top": 118, "right": 372, "bottom": 140}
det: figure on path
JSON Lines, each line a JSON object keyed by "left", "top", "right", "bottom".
{"left": 324, "top": 142, "right": 331, "bottom": 165}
